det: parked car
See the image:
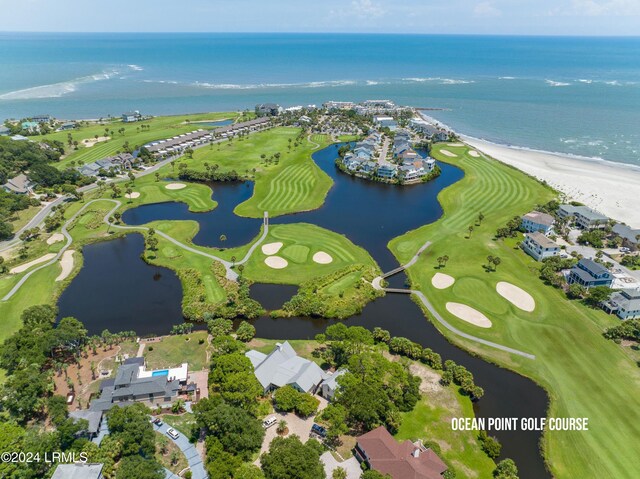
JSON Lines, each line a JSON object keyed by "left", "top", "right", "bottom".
{"left": 311, "top": 423, "right": 326, "bottom": 438}
{"left": 166, "top": 427, "right": 180, "bottom": 440}
{"left": 620, "top": 247, "right": 630, "bottom": 253}
{"left": 262, "top": 416, "right": 277, "bottom": 429}
{"left": 153, "top": 418, "right": 163, "bottom": 426}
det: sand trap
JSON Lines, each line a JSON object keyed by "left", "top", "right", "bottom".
{"left": 496, "top": 282, "right": 536, "bottom": 312}
{"left": 10, "top": 253, "right": 56, "bottom": 274}
{"left": 261, "top": 242, "right": 283, "bottom": 255}
{"left": 448, "top": 142, "right": 464, "bottom": 147}
{"left": 125, "top": 192, "right": 140, "bottom": 199}
{"left": 312, "top": 251, "right": 333, "bottom": 264}
{"left": 440, "top": 149, "right": 458, "bottom": 158}
{"left": 55, "top": 250, "right": 75, "bottom": 282}
{"left": 47, "top": 233, "right": 64, "bottom": 245}
{"left": 446, "top": 302, "right": 492, "bottom": 328}
{"left": 432, "top": 273, "right": 455, "bottom": 289}
{"left": 81, "top": 136, "right": 109, "bottom": 147}
{"left": 469, "top": 150, "right": 480, "bottom": 157}
{"left": 165, "top": 183, "right": 186, "bottom": 190}
{"left": 264, "top": 256, "right": 288, "bottom": 269}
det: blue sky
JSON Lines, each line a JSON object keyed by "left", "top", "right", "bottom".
{"left": 1, "top": 0, "right": 639, "bottom": 35}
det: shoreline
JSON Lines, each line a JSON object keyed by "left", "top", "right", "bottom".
{"left": 419, "top": 113, "right": 640, "bottom": 228}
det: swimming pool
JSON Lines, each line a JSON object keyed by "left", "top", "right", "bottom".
{"left": 152, "top": 370, "right": 169, "bottom": 376}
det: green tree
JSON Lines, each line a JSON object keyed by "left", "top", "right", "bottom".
{"left": 106, "top": 403, "right": 155, "bottom": 457}
{"left": 273, "top": 385, "right": 300, "bottom": 412}
{"left": 235, "top": 463, "right": 265, "bottom": 479}
{"left": 493, "top": 458, "right": 519, "bottom": 479}
{"left": 260, "top": 436, "right": 326, "bottom": 479}
{"left": 585, "top": 286, "right": 613, "bottom": 308}
{"left": 333, "top": 467, "right": 347, "bottom": 479}
{"left": 235, "top": 320, "right": 256, "bottom": 342}
{"left": 116, "top": 455, "right": 164, "bottom": 479}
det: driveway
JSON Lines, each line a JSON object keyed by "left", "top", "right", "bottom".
{"left": 154, "top": 420, "right": 207, "bottom": 479}
{"left": 321, "top": 452, "right": 361, "bottom": 479}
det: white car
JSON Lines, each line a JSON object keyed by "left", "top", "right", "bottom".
{"left": 620, "top": 247, "right": 630, "bottom": 253}
{"left": 166, "top": 427, "right": 180, "bottom": 440}
{"left": 262, "top": 416, "right": 277, "bottom": 429}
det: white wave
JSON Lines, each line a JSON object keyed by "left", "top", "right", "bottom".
{"left": 128, "top": 64, "right": 144, "bottom": 71}
{"left": 499, "top": 76, "right": 516, "bottom": 80}
{"left": 403, "top": 77, "right": 474, "bottom": 85}
{"left": 366, "top": 80, "right": 379, "bottom": 85}
{"left": 578, "top": 79, "right": 593, "bottom": 84}
{"left": 545, "top": 79, "right": 571, "bottom": 87}
{"left": 0, "top": 65, "right": 137, "bottom": 100}
{"left": 188, "top": 79, "right": 358, "bottom": 90}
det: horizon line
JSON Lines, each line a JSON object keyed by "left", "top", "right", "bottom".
{"left": 1, "top": 30, "right": 640, "bottom": 38}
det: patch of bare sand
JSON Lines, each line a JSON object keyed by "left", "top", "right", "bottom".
{"left": 47, "top": 233, "right": 64, "bottom": 245}
{"left": 445, "top": 302, "right": 492, "bottom": 328}
{"left": 165, "top": 183, "right": 187, "bottom": 190}
{"left": 496, "top": 281, "right": 535, "bottom": 312}
{"left": 468, "top": 150, "right": 480, "bottom": 157}
{"left": 432, "top": 272, "right": 455, "bottom": 289}
{"left": 312, "top": 251, "right": 333, "bottom": 264}
{"left": 264, "top": 256, "right": 288, "bottom": 269}
{"left": 55, "top": 250, "right": 75, "bottom": 282}
{"left": 440, "top": 149, "right": 458, "bottom": 158}
{"left": 81, "top": 136, "right": 109, "bottom": 147}
{"left": 10, "top": 253, "right": 56, "bottom": 274}
{"left": 125, "top": 192, "right": 140, "bottom": 199}
{"left": 261, "top": 242, "right": 283, "bottom": 255}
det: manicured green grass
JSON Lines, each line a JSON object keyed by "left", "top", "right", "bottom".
{"left": 242, "top": 223, "right": 379, "bottom": 285}
{"left": 161, "top": 412, "right": 197, "bottom": 439}
{"left": 144, "top": 331, "right": 209, "bottom": 371}
{"left": 185, "top": 127, "right": 333, "bottom": 217}
{"left": 389, "top": 144, "right": 640, "bottom": 479}
{"left": 41, "top": 112, "right": 238, "bottom": 170}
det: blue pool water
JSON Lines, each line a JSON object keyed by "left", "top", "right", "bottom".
{"left": 151, "top": 369, "right": 169, "bottom": 376}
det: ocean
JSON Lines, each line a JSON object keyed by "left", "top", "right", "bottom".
{"left": 1, "top": 33, "right": 639, "bottom": 166}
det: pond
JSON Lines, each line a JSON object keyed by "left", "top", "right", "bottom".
{"left": 59, "top": 143, "right": 549, "bottom": 478}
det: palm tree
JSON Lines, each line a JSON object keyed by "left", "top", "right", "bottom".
{"left": 492, "top": 256, "right": 502, "bottom": 271}
{"left": 487, "top": 255, "right": 495, "bottom": 271}
{"left": 230, "top": 255, "right": 236, "bottom": 266}
{"left": 478, "top": 212, "right": 485, "bottom": 225}
{"left": 219, "top": 234, "right": 227, "bottom": 243}
{"left": 467, "top": 225, "right": 474, "bottom": 238}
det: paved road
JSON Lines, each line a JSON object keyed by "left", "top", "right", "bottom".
{"left": 2, "top": 198, "right": 268, "bottom": 300}
{"left": 153, "top": 420, "right": 207, "bottom": 479}
{"left": 373, "top": 240, "right": 536, "bottom": 360}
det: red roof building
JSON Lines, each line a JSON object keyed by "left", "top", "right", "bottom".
{"left": 355, "top": 426, "right": 448, "bottom": 479}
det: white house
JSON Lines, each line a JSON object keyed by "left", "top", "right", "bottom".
{"left": 522, "top": 232, "right": 560, "bottom": 261}
{"left": 521, "top": 211, "right": 555, "bottom": 235}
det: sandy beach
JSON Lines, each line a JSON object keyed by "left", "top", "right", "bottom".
{"left": 462, "top": 136, "right": 640, "bottom": 228}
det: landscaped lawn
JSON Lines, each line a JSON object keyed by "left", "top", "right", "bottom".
{"left": 155, "top": 430, "right": 189, "bottom": 474}
{"left": 389, "top": 143, "right": 640, "bottom": 478}
{"left": 161, "top": 412, "right": 197, "bottom": 440}
{"left": 241, "top": 223, "right": 379, "bottom": 285}
{"left": 144, "top": 331, "right": 209, "bottom": 371}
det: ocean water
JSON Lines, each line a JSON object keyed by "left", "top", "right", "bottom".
{"left": 0, "top": 33, "right": 639, "bottom": 165}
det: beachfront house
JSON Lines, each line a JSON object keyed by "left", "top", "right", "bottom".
{"left": 355, "top": 426, "right": 448, "bottom": 479}
{"left": 568, "top": 258, "right": 613, "bottom": 289}
{"left": 122, "top": 111, "right": 142, "bottom": 123}
{"left": 31, "top": 114, "right": 52, "bottom": 123}
{"left": 558, "top": 204, "right": 608, "bottom": 230}
{"left": 319, "top": 369, "right": 347, "bottom": 401}
{"left": 601, "top": 289, "right": 640, "bottom": 320}
{"left": 51, "top": 463, "right": 104, "bottom": 479}
{"left": 255, "top": 103, "right": 283, "bottom": 116}
{"left": 2, "top": 173, "right": 35, "bottom": 194}
{"left": 374, "top": 115, "right": 398, "bottom": 130}
{"left": 521, "top": 211, "right": 555, "bottom": 235}
{"left": 522, "top": 232, "right": 560, "bottom": 261}
{"left": 21, "top": 121, "right": 40, "bottom": 133}
{"left": 613, "top": 223, "right": 640, "bottom": 250}
{"left": 245, "top": 341, "right": 326, "bottom": 394}
{"left": 57, "top": 122, "right": 77, "bottom": 131}
{"left": 0, "top": 126, "right": 10, "bottom": 136}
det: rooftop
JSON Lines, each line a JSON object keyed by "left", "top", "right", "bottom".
{"left": 525, "top": 232, "right": 559, "bottom": 249}
{"left": 523, "top": 211, "right": 555, "bottom": 227}
{"left": 51, "top": 463, "right": 103, "bottom": 479}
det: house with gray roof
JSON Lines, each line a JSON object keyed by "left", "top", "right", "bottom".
{"left": 521, "top": 211, "right": 555, "bottom": 235}
{"left": 0, "top": 125, "right": 11, "bottom": 136}
{"left": 568, "top": 258, "right": 613, "bottom": 289}
{"left": 246, "top": 341, "right": 327, "bottom": 394}
{"left": 2, "top": 173, "right": 34, "bottom": 194}
{"left": 522, "top": 232, "right": 560, "bottom": 261}
{"left": 69, "top": 409, "right": 103, "bottom": 439}
{"left": 602, "top": 289, "right": 640, "bottom": 320}
{"left": 320, "top": 369, "right": 347, "bottom": 400}
{"left": 51, "top": 463, "right": 104, "bottom": 479}
{"left": 558, "top": 204, "right": 608, "bottom": 230}
{"left": 613, "top": 223, "right": 640, "bottom": 249}
{"left": 256, "top": 103, "right": 283, "bottom": 116}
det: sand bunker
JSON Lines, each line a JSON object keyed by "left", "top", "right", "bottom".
{"left": 312, "top": 251, "right": 333, "bottom": 264}
{"left": 261, "top": 242, "right": 283, "bottom": 255}
{"left": 446, "top": 302, "right": 492, "bottom": 328}
{"left": 496, "top": 282, "right": 536, "bottom": 312}
{"left": 448, "top": 142, "right": 464, "bottom": 147}
{"left": 440, "top": 149, "right": 458, "bottom": 158}
{"left": 165, "top": 183, "right": 186, "bottom": 190}
{"left": 10, "top": 253, "right": 56, "bottom": 274}
{"left": 47, "top": 233, "right": 64, "bottom": 245}
{"left": 55, "top": 250, "right": 75, "bottom": 282}
{"left": 264, "top": 256, "right": 288, "bottom": 269}
{"left": 125, "top": 192, "right": 141, "bottom": 199}
{"left": 469, "top": 150, "right": 480, "bottom": 157}
{"left": 431, "top": 273, "right": 455, "bottom": 289}
{"left": 82, "top": 136, "right": 109, "bottom": 147}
